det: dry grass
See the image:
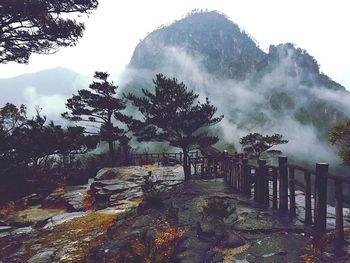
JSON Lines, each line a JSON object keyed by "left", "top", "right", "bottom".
{"left": 153, "top": 225, "right": 185, "bottom": 261}
{"left": 0, "top": 201, "right": 16, "bottom": 218}
{"left": 82, "top": 193, "right": 95, "bottom": 211}
{"left": 52, "top": 185, "right": 65, "bottom": 193}
{"left": 37, "top": 211, "right": 118, "bottom": 263}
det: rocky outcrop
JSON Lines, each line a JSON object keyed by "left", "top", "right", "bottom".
{"left": 89, "top": 165, "right": 184, "bottom": 208}
{"left": 85, "top": 179, "right": 345, "bottom": 262}
{"left": 42, "top": 186, "right": 88, "bottom": 212}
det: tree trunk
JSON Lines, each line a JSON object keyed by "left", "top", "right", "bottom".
{"left": 108, "top": 140, "right": 115, "bottom": 165}
{"left": 182, "top": 149, "right": 191, "bottom": 181}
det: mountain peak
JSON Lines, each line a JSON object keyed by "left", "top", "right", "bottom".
{"left": 129, "top": 10, "right": 266, "bottom": 79}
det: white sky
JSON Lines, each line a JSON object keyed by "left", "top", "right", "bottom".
{"left": 0, "top": 0, "right": 349, "bottom": 89}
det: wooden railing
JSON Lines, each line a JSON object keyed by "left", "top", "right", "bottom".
{"left": 128, "top": 151, "right": 199, "bottom": 166}
{"left": 190, "top": 154, "right": 350, "bottom": 245}
{"left": 129, "top": 151, "right": 349, "bottom": 245}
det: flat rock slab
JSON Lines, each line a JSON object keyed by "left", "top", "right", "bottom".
{"left": 28, "top": 248, "right": 55, "bottom": 263}
{"left": 0, "top": 226, "right": 13, "bottom": 232}
{"left": 102, "top": 182, "right": 139, "bottom": 192}
{"left": 42, "top": 188, "right": 88, "bottom": 212}
{"left": 43, "top": 211, "right": 87, "bottom": 229}
{"left": 7, "top": 206, "right": 66, "bottom": 225}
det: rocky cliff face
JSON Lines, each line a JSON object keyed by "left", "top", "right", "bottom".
{"left": 130, "top": 11, "right": 266, "bottom": 80}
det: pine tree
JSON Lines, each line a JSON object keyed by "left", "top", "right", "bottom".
{"left": 62, "top": 71, "right": 128, "bottom": 164}
{"left": 0, "top": 0, "right": 98, "bottom": 63}
{"left": 127, "top": 74, "right": 223, "bottom": 180}
{"left": 330, "top": 119, "right": 350, "bottom": 165}
{"left": 240, "top": 132, "right": 288, "bottom": 159}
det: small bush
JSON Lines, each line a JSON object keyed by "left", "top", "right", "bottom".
{"left": 141, "top": 171, "right": 163, "bottom": 209}
{"left": 202, "top": 197, "right": 236, "bottom": 221}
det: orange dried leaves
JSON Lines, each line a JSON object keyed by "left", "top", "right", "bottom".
{"left": 0, "top": 201, "right": 16, "bottom": 218}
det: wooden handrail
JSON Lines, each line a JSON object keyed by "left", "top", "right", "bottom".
{"left": 288, "top": 163, "right": 315, "bottom": 175}
{"left": 326, "top": 173, "right": 350, "bottom": 184}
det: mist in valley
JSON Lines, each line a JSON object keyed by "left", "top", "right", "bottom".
{"left": 120, "top": 43, "right": 350, "bottom": 166}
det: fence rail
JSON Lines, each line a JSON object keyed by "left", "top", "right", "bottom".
{"left": 128, "top": 151, "right": 199, "bottom": 166}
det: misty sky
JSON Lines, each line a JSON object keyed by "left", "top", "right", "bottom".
{"left": 0, "top": 0, "right": 349, "bottom": 89}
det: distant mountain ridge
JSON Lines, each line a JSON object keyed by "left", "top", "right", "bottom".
{"left": 0, "top": 67, "right": 84, "bottom": 105}
{"left": 0, "top": 67, "right": 89, "bottom": 120}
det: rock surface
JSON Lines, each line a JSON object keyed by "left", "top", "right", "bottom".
{"left": 85, "top": 178, "right": 348, "bottom": 262}
{"left": 90, "top": 165, "right": 184, "bottom": 208}
{"left": 42, "top": 186, "right": 88, "bottom": 212}
{"left": 1, "top": 165, "right": 349, "bottom": 262}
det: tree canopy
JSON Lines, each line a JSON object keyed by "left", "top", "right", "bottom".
{"left": 240, "top": 132, "right": 288, "bottom": 159}
{"left": 0, "top": 0, "right": 98, "bottom": 64}
{"left": 1, "top": 104, "right": 98, "bottom": 170}
{"left": 62, "top": 71, "right": 129, "bottom": 164}
{"left": 330, "top": 119, "right": 350, "bottom": 165}
{"left": 127, "top": 73, "right": 223, "bottom": 179}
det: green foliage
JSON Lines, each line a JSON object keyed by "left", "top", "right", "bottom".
{"left": 329, "top": 119, "right": 350, "bottom": 165}
{"left": 127, "top": 73, "right": 223, "bottom": 179}
{"left": 1, "top": 105, "right": 98, "bottom": 170}
{"left": 0, "top": 103, "right": 27, "bottom": 134}
{"left": 240, "top": 132, "right": 288, "bottom": 159}
{"left": 269, "top": 91, "right": 294, "bottom": 111}
{"left": 202, "top": 197, "right": 236, "bottom": 222}
{"left": 0, "top": 0, "right": 98, "bottom": 64}
{"left": 141, "top": 172, "right": 163, "bottom": 209}
{"left": 0, "top": 103, "right": 98, "bottom": 203}
{"left": 62, "top": 71, "right": 129, "bottom": 164}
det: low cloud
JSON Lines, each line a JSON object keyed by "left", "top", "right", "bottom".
{"left": 121, "top": 45, "right": 346, "bottom": 165}
{"left": 23, "top": 86, "right": 67, "bottom": 122}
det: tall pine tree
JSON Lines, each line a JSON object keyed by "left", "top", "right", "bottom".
{"left": 62, "top": 71, "right": 128, "bottom": 164}
{"left": 127, "top": 74, "right": 223, "bottom": 180}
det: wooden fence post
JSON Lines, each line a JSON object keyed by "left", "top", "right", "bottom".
{"left": 257, "top": 159, "right": 267, "bottom": 205}
{"left": 179, "top": 152, "right": 183, "bottom": 163}
{"left": 213, "top": 159, "right": 218, "bottom": 178}
{"left": 246, "top": 165, "right": 252, "bottom": 197}
{"left": 272, "top": 168, "right": 278, "bottom": 209}
{"left": 241, "top": 158, "right": 248, "bottom": 194}
{"left": 279, "top": 156, "right": 288, "bottom": 214}
{"left": 289, "top": 167, "right": 296, "bottom": 216}
{"left": 304, "top": 171, "right": 312, "bottom": 225}
{"left": 314, "top": 163, "right": 328, "bottom": 233}
{"left": 334, "top": 179, "right": 344, "bottom": 243}
{"left": 229, "top": 161, "right": 234, "bottom": 187}
{"left": 194, "top": 157, "right": 197, "bottom": 176}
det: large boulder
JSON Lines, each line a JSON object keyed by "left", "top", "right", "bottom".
{"left": 42, "top": 187, "right": 88, "bottom": 212}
